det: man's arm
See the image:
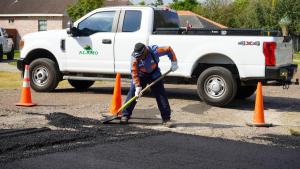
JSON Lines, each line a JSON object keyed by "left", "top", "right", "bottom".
{"left": 131, "top": 57, "right": 141, "bottom": 87}
{"left": 154, "top": 46, "right": 177, "bottom": 62}
{"left": 153, "top": 46, "right": 178, "bottom": 72}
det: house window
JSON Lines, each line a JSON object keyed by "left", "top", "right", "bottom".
{"left": 38, "top": 20, "right": 47, "bottom": 31}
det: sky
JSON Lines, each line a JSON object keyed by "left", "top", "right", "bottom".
{"left": 130, "top": 0, "right": 205, "bottom": 5}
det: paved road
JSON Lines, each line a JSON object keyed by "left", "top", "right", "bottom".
{"left": 1, "top": 132, "right": 299, "bottom": 169}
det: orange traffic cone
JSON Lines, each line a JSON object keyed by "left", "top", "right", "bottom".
{"left": 247, "top": 82, "right": 272, "bottom": 127}
{"left": 16, "top": 65, "right": 37, "bottom": 107}
{"left": 109, "top": 73, "right": 122, "bottom": 116}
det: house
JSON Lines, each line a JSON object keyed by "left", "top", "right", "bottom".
{"left": 177, "top": 10, "right": 227, "bottom": 29}
{"left": 0, "top": 0, "right": 130, "bottom": 48}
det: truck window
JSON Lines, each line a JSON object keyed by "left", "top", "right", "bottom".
{"left": 154, "top": 10, "right": 179, "bottom": 30}
{"left": 122, "top": 10, "right": 142, "bottom": 32}
{"left": 78, "top": 11, "right": 115, "bottom": 36}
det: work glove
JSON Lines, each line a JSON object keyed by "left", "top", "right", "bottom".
{"left": 171, "top": 61, "right": 178, "bottom": 72}
{"left": 135, "top": 86, "right": 142, "bottom": 97}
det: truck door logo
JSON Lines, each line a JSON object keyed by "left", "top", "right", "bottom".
{"left": 79, "top": 45, "right": 99, "bottom": 55}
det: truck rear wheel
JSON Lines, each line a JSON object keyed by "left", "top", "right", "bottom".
{"left": 197, "top": 66, "right": 237, "bottom": 107}
{"left": 68, "top": 80, "right": 94, "bottom": 90}
{"left": 236, "top": 85, "right": 256, "bottom": 99}
{"left": 29, "top": 58, "right": 60, "bottom": 92}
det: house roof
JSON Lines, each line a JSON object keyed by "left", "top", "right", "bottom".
{"left": 177, "top": 10, "right": 227, "bottom": 29}
{"left": 105, "top": 0, "right": 131, "bottom": 6}
{"left": 0, "top": 0, "right": 77, "bottom": 15}
{"left": 0, "top": 0, "right": 130, "bottom": 16}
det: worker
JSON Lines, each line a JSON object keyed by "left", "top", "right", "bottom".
{"left": 121, "top": 42, "right": 178, "bottom": 127}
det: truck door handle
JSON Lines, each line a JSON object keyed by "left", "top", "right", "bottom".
{"left": 102, "top": 39, "right": 112, "bottom": 44}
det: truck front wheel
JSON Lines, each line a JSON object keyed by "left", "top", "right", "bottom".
{"left": 68, "top": 80, "right": 95, "bottom": 90}
{"left": 29, "top": 58, "right": 60, "bottom": 92}
{"left": 197, "top": 66, "right": 237, "bottom": 106}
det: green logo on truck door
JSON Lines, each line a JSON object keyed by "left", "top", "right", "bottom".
{"left": 79, "top": 45, "right": 99, "bottom": 55}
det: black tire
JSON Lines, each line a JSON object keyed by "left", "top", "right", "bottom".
{"left": 197, "top": 66, "right": 237, "bottom": 107}
{"left": 29, "top": 58, "right": 60, "bottom": 92}
{"left": 0, "top": 45, "right": 3, "bottom": 62}
{"left": 6, "top": 46, "right": 14, "bottom": 60}
{"left": 236, "top": 85, "right": 256, "bottom": 99}
{"left": 68, "top": 80, "right": 94, "bottom": 90}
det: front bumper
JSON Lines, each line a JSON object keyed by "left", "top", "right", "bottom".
{"left": 265, "top": 64, "right": 298, "bottom": 82}
{"left": 17, "top": 58, "right": 25, "bottom": 71}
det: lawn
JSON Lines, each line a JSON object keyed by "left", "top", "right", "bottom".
{"left": 0, "top": 71, "right": 22, "bottom": 89}
{"left": 294, "top": 52, "right": 300, "bottom": 66}
{"left": 3, "top": 50, "right": 20, "bottom": 66}
{"left": 0, "top": 71, "right": 72, "bottom": 89}
{"left": 0, "top": 71, "right": 105, "bottom": 89}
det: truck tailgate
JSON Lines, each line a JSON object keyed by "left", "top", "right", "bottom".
{"left": 274, "top": 37, "right": 293, "bottom": 66}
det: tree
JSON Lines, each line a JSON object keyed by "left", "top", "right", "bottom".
{"left": 155, "top": 0, "right": 164, "bottom": 6}
{"left": 170, "top": 0, "right": 201, "bottom": 13}
{"left": 67, "top": 0, "right": 104, "bottom": 21}
{"left": 139, "top": 0, "right": 146, "bottom": 5}
{"left": 275, "top": 0, "right": 300, "bottom": 35}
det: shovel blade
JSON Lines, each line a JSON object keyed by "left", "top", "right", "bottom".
{"left": 100, "top": 115, "right": 119, "bottom": 124}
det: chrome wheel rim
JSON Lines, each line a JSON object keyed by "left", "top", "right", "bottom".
{"left": 32, "top": 66, "right": 49, "bottom": 87}
{"left": 204, "top": 75, "right": 226, "bottom": 99}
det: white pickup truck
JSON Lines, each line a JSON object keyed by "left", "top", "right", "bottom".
{"left": 0, "top": 27, "right": 14, "bottom": 61}
{"left": 17, "top": 6, "right": 298, "bottom": 106}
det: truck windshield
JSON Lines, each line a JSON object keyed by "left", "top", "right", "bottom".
{"left": 154, "top": 10, "right": 179, "bottom": 30}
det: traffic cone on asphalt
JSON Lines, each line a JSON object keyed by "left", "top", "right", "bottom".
{"left": 109, "top": 73, "right": 122, "bottom": 116}
{"left": 16, "top": 65, "right": 37, "bottom": 107}
{"left": 246, "top": 82, "right": 272, "bottom": 127}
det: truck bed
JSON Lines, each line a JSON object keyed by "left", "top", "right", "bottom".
{"left": 153, "top": 28, "right": 281, "bottom": 36}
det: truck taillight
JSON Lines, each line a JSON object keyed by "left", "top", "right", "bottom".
{"left": 263, "top": 42, "right": 276, "bottom": 66}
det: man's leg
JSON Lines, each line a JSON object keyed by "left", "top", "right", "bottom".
{"left": 150, "top": 80, "right": 171, "bottom": 121}
{"left": 122, "top": 81, "right": 137, "bottom": 118}
{"left": 122, "top": 79, "right": 147, "bottom": 118}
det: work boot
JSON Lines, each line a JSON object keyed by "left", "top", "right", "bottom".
{"left": 120, "top": 116, "right": 130, "bottom": 124}
{"left": 162, "top": 119, "right": 175, "bottom": 128}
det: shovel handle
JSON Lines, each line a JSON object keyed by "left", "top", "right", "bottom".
{"left": 140, "top": 69, "right": 172, "bottom": 95}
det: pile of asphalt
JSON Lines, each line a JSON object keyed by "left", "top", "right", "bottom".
{"left": 0, "top": 112, "right": 167, "bottom": 162}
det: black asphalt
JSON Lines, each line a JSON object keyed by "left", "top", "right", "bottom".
{"left": 1, "top": 132, "right": 299, "bottom": 169}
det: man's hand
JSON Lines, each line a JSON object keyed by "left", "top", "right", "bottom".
{"left": 171, "top": 61, "right": 178, "bottom": 72}
{"left": 135, "top": 86, "right": 142, "bottom": 97}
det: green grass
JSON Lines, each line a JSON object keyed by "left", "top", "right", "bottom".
{"left": 0, "top": 71, "right": 72, "bottom": 89}
{"left": 3, "top": 50, "right": 20, "bottom": 66}
{"left": 0, "top": 71, "right": 107, "bottom": 89}
{"left": 293, "top": 52, "right": 300, "bottom": 66}
{"left": 0, "top": 72, "right": 22, "bottom": 89}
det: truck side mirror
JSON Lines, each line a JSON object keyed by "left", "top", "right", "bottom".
{"left": 66, "top": 21, "right": 78, "bottom": 36}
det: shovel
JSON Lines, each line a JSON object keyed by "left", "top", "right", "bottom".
{"left": 100, "top": 69, "right": 172, "bottom": 124}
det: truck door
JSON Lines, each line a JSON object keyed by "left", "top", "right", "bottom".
{"left": 114, "top": 9, "right": 148, "bottom": 74}
{"left": 65, "top": 10, "right": 119, "bottom": 73}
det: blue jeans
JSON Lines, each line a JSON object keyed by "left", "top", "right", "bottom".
{"left": 122, "top": 76, "right": 171, "bottom": 121}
